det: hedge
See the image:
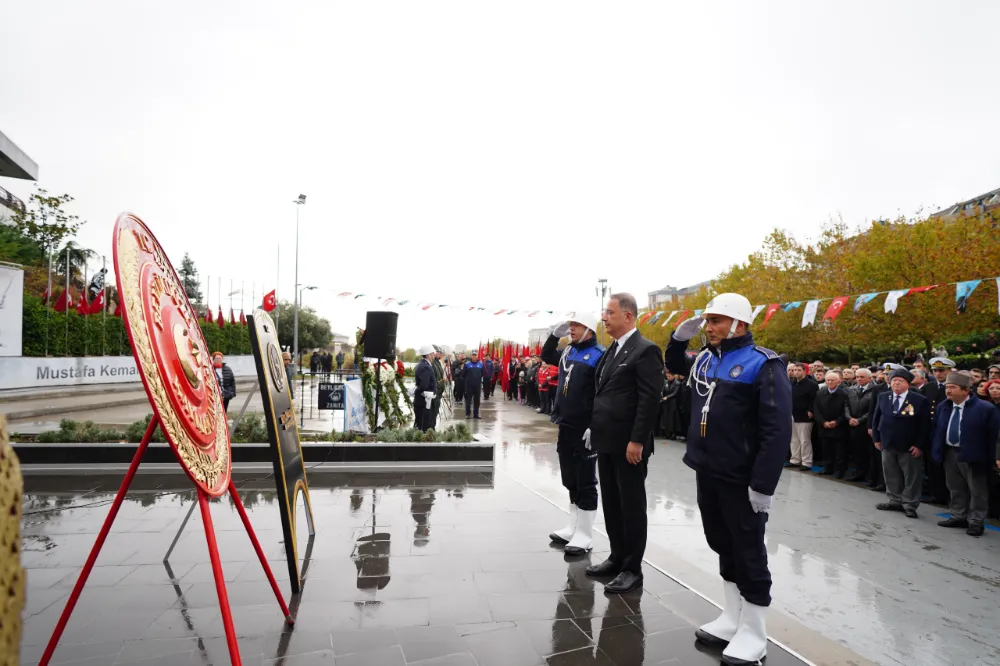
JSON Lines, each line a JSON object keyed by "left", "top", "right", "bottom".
{"left": 21, "top": 295, "right": 251, "bottom": 357}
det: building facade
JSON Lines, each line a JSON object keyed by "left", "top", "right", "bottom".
{"left": 647, "top": 281, "right": 711, "bottom": 309}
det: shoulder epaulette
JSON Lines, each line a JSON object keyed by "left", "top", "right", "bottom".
{"left": 753, "top": 345, "right": 779, "bottom": 360}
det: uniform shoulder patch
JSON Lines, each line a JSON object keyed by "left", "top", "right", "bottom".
{"left": 753, "top": 345, "right": 779, "bottom": 360}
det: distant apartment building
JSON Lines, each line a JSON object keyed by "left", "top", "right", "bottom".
{"left": 528, "top": 328, "right": 550, "bottom": 345}
{"left": 647, "top": 281, "right": 711, "bottom": 309}
{"left": 930, "top": 186, "right": 1000, "bottom": 220}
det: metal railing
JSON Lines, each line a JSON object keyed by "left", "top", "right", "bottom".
{"left": 0, "top": 184, "right": 26, "bottom": 216}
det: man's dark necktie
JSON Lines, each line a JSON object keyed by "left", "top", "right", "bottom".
{"left": 893, "top": 395, "right": 902, "bottom": 414}
{"left": 601, "top": 342, "right": 618, "bottom": 382}
{"left": 948, "top": 406, "right": 961, "bottom": 445}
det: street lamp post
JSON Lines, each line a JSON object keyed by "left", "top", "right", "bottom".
{"left": 297, "top": 285, "right": 317, "bottom": 427}
{"left": 292, "top": 194, "right": 306, "bottom": 364}
{"left": 596, "top": 278, "right": 609, "bottom": 345}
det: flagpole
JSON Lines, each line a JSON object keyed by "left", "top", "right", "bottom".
{"left": 44, "top": 246, "right": 53, "bottom": 356}
{"left": 101, "top": 256, "right": 107, "bottom": 356}
{"left": 64, "top": 245, "right": 70, "bottom": 355}
{"left": 207, "top": 275, "right": 211, "bottom": 321}
{"left": 275, "top": 244, "right": 280, "bottom": 338}
{"left": 82, "top": 260, "right": 89, "bottom": 357}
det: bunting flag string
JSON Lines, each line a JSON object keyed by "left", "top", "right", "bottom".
{"left": 801, "top": 300, "right": 819, "bottom": 328}
{"left": 748, "top": 304, "right": 766, "bottom": 324}
{"left": 955, "top": 280, "right": 981, "bottom": 314}
{"left": 884, "top": 289, "right": 909, "bottom": 314}
{"left": 822, "top": 296, "right": 849, "bottom": 322}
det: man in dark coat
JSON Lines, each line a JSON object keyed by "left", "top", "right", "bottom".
{"left": 845, "top": 368, "right": 876, "bottom": 482}
{"left": 931, "top": 372, "right": 1000, "bottom": 537}
{"left": 585, "top": 294, "right": 663, "bottom": 596}
{"left": 872, "top": 368, "right": 931, "bottom": 518}
{"left": 922, "top": 357, "right": 956, "bottom": 504}
{"left": 413, "top": 346, "right": 438, "bottom": 431}
{"left": 452, "top": 353, "right": 466, "bottom": 402}
{"left": 462, "top": 352, "right": 484, "bottom": 418}
{"left": 790, "top": 362, "right": 818, "bottom": 469}
{"left": 482, "top": 357, "right": 495, "bottom": 400}
{"left": 431, "top": 347, "right": 446, "bottom": 427}
{"left": 813, "top": 370, "right": 849, "bottom": 477}
{"left": 212, "top": 352, "right": 237, "bottom": 412}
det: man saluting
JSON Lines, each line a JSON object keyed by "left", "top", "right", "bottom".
{"left": 666, "top": 293, "right": 791, "bottom": 666}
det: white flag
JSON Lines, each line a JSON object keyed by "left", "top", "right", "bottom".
{"left": 660, "top": 311, "right": 679, "bottom": 327}
{"left": 748, "top": 304, "right": 766, "bottom": 324}
{"left": 884, "top": 289, "right": 909, "bottom": 313}
{"left": 801, "top": 300, "right": 820, "bottom": 327}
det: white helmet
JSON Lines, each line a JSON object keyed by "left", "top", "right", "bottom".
{"left": 565, "top": 310, "right": 600, "bottom": 333}
{"left": 418, "top": 344, "right": 436, "bottom": 356}
{"left": 703, "top": 293, "right": 753, "bottom": 339}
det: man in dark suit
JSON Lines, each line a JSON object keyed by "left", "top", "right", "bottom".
{"left": 813, "top": 370, "right": 849, "bottom": 477}
{"left": 921, "top": 357, "right": 956, "bottom": 504}
{"left": 872, "top": 368, "right": 931, "bottom": 518}
{"left": 585, "top": 293, "right": 663, "bottom": 594}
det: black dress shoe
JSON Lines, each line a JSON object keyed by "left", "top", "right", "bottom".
{"left": 604, "top": 571, "right": 643, "bottom": 594}
{"left": 937, "top": 517, "right": 968, "bottom": 528}
{"left": 585, "top": 559, "right": 621, "bottom": 578}
{"left": 967, "top": 523, "right": 985, "bottom": 537}
{"left": 834, "top": 472, "right": 845, "bottom": 480}
{"left": 845, "top": 474, "right": 867, "bottom": 482}
{"left": 904, "top": 508, "right": 918, "bottom": 519}
{"left": 870, "top": 484, "right": 886, "bottom": 492}
{"left": 876, "top": 502, "right": 904, "bottom": 512}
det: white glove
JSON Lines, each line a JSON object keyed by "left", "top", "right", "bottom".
{"left": 748, "top": 488, "right": 773, "bottom": 514}
{"left": 422, "top": 391, "right": 435, "bottom": 403}
{"left": 673, "top": 316, "right": 705, "bottom": 342}
{"left": 582, "top": 428, "right": 591, "bottom": 451}
{"left": 550, "top": 321, "right": 571, "bottom": 338}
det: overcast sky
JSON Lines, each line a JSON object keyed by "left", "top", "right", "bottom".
{"left": 2, "top": 1, "right": 998, "bottom": 349}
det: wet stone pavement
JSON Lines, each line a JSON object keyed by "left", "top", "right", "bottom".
{"left": 19, "top": 466, "right": 808, "bottom": 665}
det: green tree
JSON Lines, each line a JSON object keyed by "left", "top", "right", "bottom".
{"left": 0, "top": 219, "right": 45, "bottom": 266}
{"left": 400, "top": 348, "right": 417, "bottom": 362}
{"left": 178, "top": 253, "right": 203, "bottom": 304}
{"left": 10, "top": 187, "right": 85, "bottom": 298}
{"left": 52, "top": 240, "right": 95, "bottom": 290}
{"left": 274, "top": 300, "right": 333, "bottom": 350}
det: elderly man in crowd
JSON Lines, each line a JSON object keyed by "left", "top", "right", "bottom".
{"left": 790, "top": 362, "right": 818, "bottom": 469}
{"left": 846, "top": 368, "right": 876, "bottom": 483}
{"left": 813, "top": 370, "right": 849, "bottom": 477}
{"left": 931, "top": 372, "right": 1000, "bottom": 537}
{"left": 872, "top": 368, "right": 931, "bottom": 518}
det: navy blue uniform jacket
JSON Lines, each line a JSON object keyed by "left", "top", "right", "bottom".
{"left": 463, "top": 361, "right": 484, "bottom": 391}
{"left": 931, "top": 396, "right": 1000, "bottom": 465}
{"left": 871, "top": 390, "right": 931, "bottom": 453}
{"left": 665, "top": 332, "right": 791, "bottom": 496}
{"left": 415, "top": 358, "right": 436, "bottom": 394}
{"left": 541, "top": 333, "right": 604, "bottom": 430}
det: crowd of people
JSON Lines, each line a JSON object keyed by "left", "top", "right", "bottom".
{"left": 785, "top": 357, "right": 1000, "bottom": 533}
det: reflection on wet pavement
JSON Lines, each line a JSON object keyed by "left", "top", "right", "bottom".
{"left": 21, "top": 396, "right": 994, "bottom": 665}
{"left": 18, "top": 460, "right": 807, "bottom": 664}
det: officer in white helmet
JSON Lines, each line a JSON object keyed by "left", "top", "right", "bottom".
{"left": 414, "top": 345, "right": 438, "bottom": 431}
{"left": 540, "top": 311, "right": 605, "bottom": 556}
{"left": 665, "top": 293, "right": 791, "bottom": 666}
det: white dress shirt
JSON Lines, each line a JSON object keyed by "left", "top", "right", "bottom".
{"left": 613, "top": 327, "right": 637, "bottom": 356}
{"left": 946, "top": 396, "right": 968, "bottom": 447}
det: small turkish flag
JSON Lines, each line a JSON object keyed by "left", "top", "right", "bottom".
{"left": 262, "top": 289, "right": 277, "bottom": 312}
{"left": 75, "top": 293, "right": 90, "bottom": 316}
{"left": 216, "top": 307, "right": 225, "bottom": 328}
{"left": 822, "top": 296, "right": 850, "bottom": 322}
{"left": 760, "top": 304, "right": 781, "bottom": 329}
{"left": 239, "top": 310, "right": 247, "bottom": 326}
{"left": 90, "top": 289, "right": 104, "bottom": 315}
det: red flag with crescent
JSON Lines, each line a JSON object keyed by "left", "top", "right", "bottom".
{"left": 262, "top": 289, "right": 277, "bottom": 312}
{"left": 907, "top": 285, "right": 938, "bottom": 295}
{"left": 822, "top": 296, "right": 849, "bottom": 322}
{"left": 760, "top": 303, "right": 781, "bottom": 329}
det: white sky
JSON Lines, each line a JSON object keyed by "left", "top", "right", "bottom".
{"left": 2, "top": 1, "right": 998, "bottom": 349}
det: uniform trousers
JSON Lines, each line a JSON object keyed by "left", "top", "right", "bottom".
{"left": 464, "top": 386, "right": 481, "bottom": 417}
{"left": 597, "top": 449, "right": 648, "bottom": 575}
{"left": 697, "top": 472, "right": 772, "bottom": 607}
{"left": 848, "top": 425, "right": 871, "bottom": 478}
{"left": 943, "top": 447, "right": 990, "bottom": 525}
{"left": 414, "top": 393, "right": 432, "bottom": 432}
{"left": 790, "top": 422, "right": 813, "bottom": 466}
{"left": 556, "top": 425, "right": 598, "bottom": 511}
{"left": 882, "top": 448, "right": 923, "bottom": 510}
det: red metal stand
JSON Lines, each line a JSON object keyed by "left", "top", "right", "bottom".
{"left": 38, "top": 415, "right": 294, "bottom": 666}
{"left": 228, "top": 479, "right": 294, "bottom": 625}
{"left": 198, "top": 487, "right": 241, "bottom": 666}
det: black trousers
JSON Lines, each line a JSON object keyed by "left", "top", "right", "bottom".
{"left": 223, "top": 397, "right": 231, "bottom": 412}
{"left": 539, "top": 389, "right": 550, "bottom": 414}
{"left": 464, "top": 388, "right": 481, "bottom": 417}
{"left": 696, "top": 472, "right": 771, "bottom": 607}
{"left": 597, "top": 450, "right": 648, "bottom": 575}
{"left": 454, "top": 382, "right": 465, "bottom": 402}
{"left": 557, "top": 426, "right": 598, "bottom": 511}
{"left": 414, "top": 393, "right": 432, "bottom": 431}
{"left": 483, "top": 380, "right": 493, "bottom": 399}
{"left": 849, "top": 426, "right": 871, "bottom": 477}
{"left": 868, "top": 436, "right": 884, "bottom": 486}
{"left": 926, "top": 457, "right": 950, "bottom": 504}
{"left": 822, "top": 431, "right": 849, "bottom": 474}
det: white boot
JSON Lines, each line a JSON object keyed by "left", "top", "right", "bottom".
{"left": 695, "top": 581, "right": 742, "bottom": 646}
{"left": 722, "top": 599, "right": 768, "bottom": 665}
{"left": 564, "top": 509, "right": 596, "bottom": 555}
{"left": 549, "top": 504, "right": 578, "bottom": 543}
